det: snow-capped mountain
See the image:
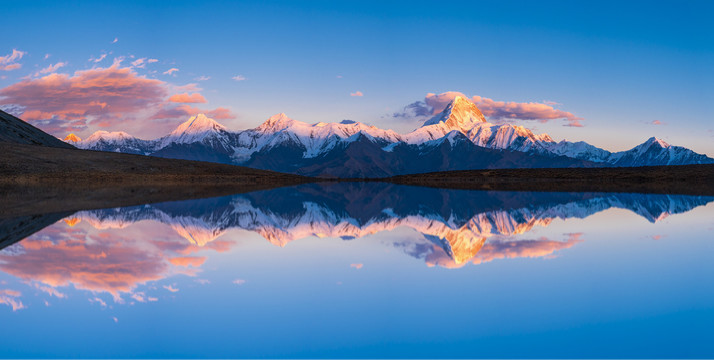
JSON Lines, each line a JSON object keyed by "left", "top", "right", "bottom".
{"left": 404, "top": 96, "right": 554, "bottom": 153}
{"left": 64, "top": 96, "right": 714, "bottom": 177}
{"left": 77, "top": 130, "right": 157, "bottom": 155}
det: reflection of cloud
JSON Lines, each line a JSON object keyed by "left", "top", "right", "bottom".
{"left": 168, "top": 256, "right": 206, "bottom": 267}
{"left": 471, "top": 233, "right": 583, "bottom": 265}
{"left": 424, "top": 233, "right": 583, "bottom": 269}
{"left": 0, "top": 289, "right": 24, "bottom": 311}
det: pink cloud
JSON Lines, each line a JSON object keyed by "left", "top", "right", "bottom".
{"left": 0, "top": 63, "right": 168, "bottom": 135}
{"left": 396, "top": 91, "right": 584, "bottom": 127}
{"left": 163, "top": 285, "right": 179, "bottom": 293}
{"left": 350, "top": 263, "right": 363, "bottom": 269}
{"left": 350, "top": 91, "right": 363, "bottom": 97}
{"left": 151, "top": 104, "right": 236, "bottom": 121}
{"left": 168, "top": 92, "right": 207, "bottom": 103}
{"left": 0, "top": 289, "right": 25, "bottom": 311}
{"left": 163, "top": 68, "right": 179, "bottom": 76}
{"left": 650, "top": 120, "right": 666, "bottom": 126}
{"left": 34, "top": 62, "right": 67, "bottom": 77}
{"left": 0, "top": 49, "right": 25, "bottom": 71}
{"left": 168, "top": 256, "right": 207, "bottom": 267}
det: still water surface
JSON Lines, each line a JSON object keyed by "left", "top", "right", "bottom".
{"left": 1, "top": 183, "right": 713, "bottom": 358}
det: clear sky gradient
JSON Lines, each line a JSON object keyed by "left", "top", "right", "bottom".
{"left": 1, "top": 0, "right": 712, "bottom": 155}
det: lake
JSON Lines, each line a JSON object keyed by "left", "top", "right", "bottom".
{"left": 1, "top": 182, "right": 713, "bottom": 358}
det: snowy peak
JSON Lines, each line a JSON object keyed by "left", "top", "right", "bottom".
{"left": 256, "top": 113, "right": 296, "bottom": 132}
{"left": 169, "top": 113, "right": 227, "bottom": 137}
{"left": 63, "top": 133, "right": 81, "bottom": 143}
{"left": 83, "top": 130, "right": 137, "bottom": 144}
{"left": 643, "top": 136, "right": 670, "bottom": 148}
{"left": 161, "top": 114, "right": 229, "bottom": 147}
{"left": 422, "top": 96, "right": 486, "bottom": 131}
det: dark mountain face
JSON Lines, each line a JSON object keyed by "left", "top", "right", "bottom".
{"left": 0, "top": 110, "right": 75, "bottom": 149}
{"left": 240, "top": 132, "right": 596, "bottom": 178}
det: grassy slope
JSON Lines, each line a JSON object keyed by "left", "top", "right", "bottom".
{"left": 0, "top": 142, "right": 312, "bottom": 217}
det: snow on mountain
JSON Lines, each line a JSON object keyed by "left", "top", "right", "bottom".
{"left": 77, "top": 130, "right": 156, "bottom": 155}
{"left": 59, "top": 98, "right": 713, "bottom": 172}
{"left": 233, "top": 113, "right": 402, "bottom": 161}
{"left": 545, "top": 140, "right": 612, "bottom": 162}
{"left": 404, "top": 96, "right": 554, "bottom": 153}
{"left": 607, "top": 137, "right": 714, "bottom": 167}
{"left": 159, "top": 113, "right": 230, "bottom": 148}
{"left": 63, "top": 133, "right": 81, "bottom": 143}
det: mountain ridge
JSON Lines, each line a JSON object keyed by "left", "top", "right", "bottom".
{"left": 65, "top": 97, "right": 714, "bottom": 177}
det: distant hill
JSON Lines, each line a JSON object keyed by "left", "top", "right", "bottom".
{"left": 0, "top": 109, "right": 75, "bottom": 149}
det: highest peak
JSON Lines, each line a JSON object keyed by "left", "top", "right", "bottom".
{"left": 171, "top": 113, "right": 227, "bottom": 136}
{"left": 64, "top": 133, "right": 81, "bottom": 142}
{"left": 422, "top": 96, "right": 486, "bottom": 130}
{"left": 644, "top": 136, "right": 670, "bottom": 148}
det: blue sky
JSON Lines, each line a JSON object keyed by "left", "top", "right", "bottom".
{"left": 1, "top": 0, "right": 712, "bottom": 154}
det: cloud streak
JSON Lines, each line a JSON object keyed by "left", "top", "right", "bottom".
{"left": 0, "top": 49, "right": 25, "bottom": 71}
{"left": 393, "top": 91, "right": 584, "bottom": 127}
{"left": 168, "top": 93, "right": 207, "bottom": 103}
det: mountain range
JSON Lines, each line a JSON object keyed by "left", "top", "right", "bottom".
{"left": 64, "top": 96, "right": 714, "bottom": 177}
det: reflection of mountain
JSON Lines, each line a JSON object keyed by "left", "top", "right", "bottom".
{"left": 66, "top": 183, "right": 714, "bottom": 264}
{"left": 1, "top": 184, "right": 712, "bottom": 303}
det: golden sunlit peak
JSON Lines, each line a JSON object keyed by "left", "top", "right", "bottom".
{"left": 63, "top": 133, "right": 81, "bottom": 142}
{"left": 63, "top": 217, "right": 82, "bottom": 227}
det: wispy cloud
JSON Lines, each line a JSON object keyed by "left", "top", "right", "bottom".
{"left": 0, "top": 289, "right": 25, "bottom": 311}
{"left": 112, "top": 38, "right": 118, "bottom": 44}
{"left": 33, "top": 62, "right": 67, "bottom": 77}
{"left": 163, "top": 68, "right": 179, "bottom": 76}
{"left": 232, "top": 279, "right": 246, "bottom": 285}
{"left": 350, "top": 91, "right": 363, "bottom": 97}
{"left": 0, "top": 49, "right": 25, "bottom": 71}
{"left": 194, "top": 75, "right": 210, "bottom": 81}
{"left": 163, "top": 284, "right": 179, "bottom": 293}
{"left": 350, "top": 263, "right": 363, "bottom": 269}
{"left": 232, "top": 75, "right": 246, "bottom": 81}
{"left": 650, "top": 120, "right": 666, "bottom": 126}
{"left": 90, "top": 54, "right": 107, "bottom": 63}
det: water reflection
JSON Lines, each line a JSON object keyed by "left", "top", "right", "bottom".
{"left": 1, "top": 182, "right": 712, "bottom": 307}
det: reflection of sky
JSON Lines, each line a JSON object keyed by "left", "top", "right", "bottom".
{"left": 0, "top": 198, "right": 713, "bottom": 358}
